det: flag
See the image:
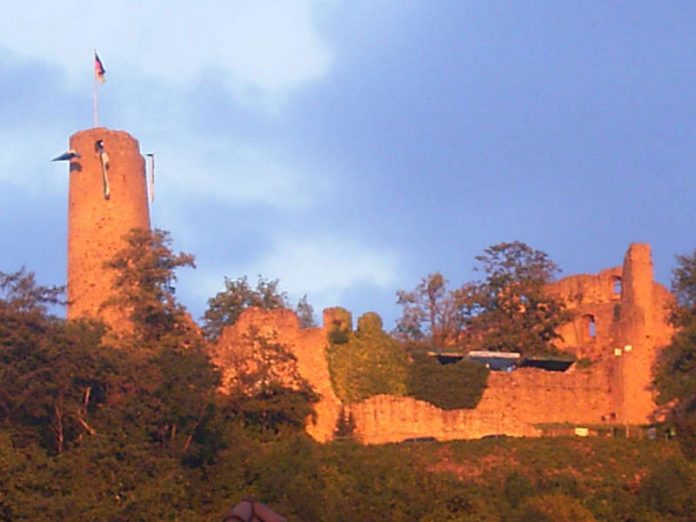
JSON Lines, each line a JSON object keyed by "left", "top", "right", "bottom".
{"left": 94, "top": 52, "right": 106, "bottom": 83}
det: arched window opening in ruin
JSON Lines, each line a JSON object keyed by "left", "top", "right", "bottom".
{"left": 612, "top": 277, "right": 622, "bottom": 297}
{"left": 580, "top": 314, "right": 596, "bottom": 342}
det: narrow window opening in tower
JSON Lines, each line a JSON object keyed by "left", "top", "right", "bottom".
{"left": 581, "top": 314, "right": 596, "bottom": 342}
{"left": 588, "top": 316, "right": 596, "bottom": 339}
{"left": 612, "top": 277, "right": 622, "bottom": 297}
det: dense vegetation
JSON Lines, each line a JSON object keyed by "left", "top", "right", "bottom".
{"left": 656, "top": 248, "right": 696, "bottom": 460}
{"left": 203, "top": 275, "right": 315, "bottom": 341}
{"left": 326, "top": 310, "right": 490, "bottom": 409}
{"left": 2, "top": 233, "right": 695, "bottom": 520}
{"left": 407, "top": 350, "right": 489, "bottom": 410}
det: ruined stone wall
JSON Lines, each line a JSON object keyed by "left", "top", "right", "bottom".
{"left": 213, "top": 308, "right": 341, "bottom": 442}
{"left": 349, "top": 366, "right": 614, "bottom": 444}
{"left": 67, "top": 128, "right": 150, "bottom": 332}
{"left": 548, "top": 267, "right": 623, "bottom": 357}
{"left": 212, "top": 243, "right": 673, "bottom": 444}
{"left": 548, "top": 244, "right": 673, "bottom": 424}
{"left": 349, "top": 395, "right": 539, "bottom": 443}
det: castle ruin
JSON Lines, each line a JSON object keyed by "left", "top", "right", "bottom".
{"left": 62, "top": 127, "right": 674, "bottom": 444}
{"left": 214, "top": 244, "right": 674, "bottom": 443}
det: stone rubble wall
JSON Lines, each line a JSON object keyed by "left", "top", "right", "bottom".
{"left": 213, "top": 244, "right": 672, "bottom": 444}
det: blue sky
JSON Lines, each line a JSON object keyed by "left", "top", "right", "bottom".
{"left": 0, "top": 1, "right": 694, "bottom": 328}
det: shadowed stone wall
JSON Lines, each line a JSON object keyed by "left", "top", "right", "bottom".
{"left": 213, "top": 308, "right": 341, "bottom": 442}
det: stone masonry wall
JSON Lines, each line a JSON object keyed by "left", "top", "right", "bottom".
{"left": 67, "top": 128, "right": 150, "bottom": 332}
{"left": 213, "top": 308, "right": 341, "bottom": 442}
{"left": 213, "top": 243, "right": 673, "bottom": 444}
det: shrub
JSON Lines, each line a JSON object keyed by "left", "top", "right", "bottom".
{"left": 639, "top": 457, "right": 696, "bottom": 520}
{"left": 407, "top": 351, "right": 489, "bottom": 410}
{"left": 513, "top": 493, "right": 597, "bottom": 522}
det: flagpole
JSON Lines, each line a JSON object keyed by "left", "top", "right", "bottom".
{"left": 93, "top": 50, "right": 99, "bottom": 128}
{"left": 94, "top": 75, "right": 99, "bottom": 128}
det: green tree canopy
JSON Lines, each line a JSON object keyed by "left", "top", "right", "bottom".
{"left": 396, "top": 272, "right": 467, "bottom": 348}
{"left": 464, "top": 241, "right": 570, "bottom": 354}
{"left": 656, "top": 248, "right": 696, "bottom": 459}
{"left": 203, "top": 276, "right": 288, "bottom": 341}
{"left": 295, "top": 294, "right": 316, "bottom": 328}
{"left": 104, "top": 228, "right": 196, "bottom": 347}
{"left": 395, "top": 242, "right": 570, "bottom": 355}
{"left": 406, "top": 350, "right": 489, "bottom": 410}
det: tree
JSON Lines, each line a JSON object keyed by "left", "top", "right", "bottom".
{"left": 0, "top": 269, "right": 108, "bottom": 454}
{"left": 104, "top": 228, "right": 196, "bottom": 347}
{"left": 221, "top": 327, "right": 318, "bottom": 438}
{"left": 395, "top": 242, "right": 570, "bottom": 355}
{"left": 464, "top": 241, "right": 571, "bottom": 355}
{"left": 513, "top": 493, "right": 597, "bottom": 522}
{"left": 406, "top": 350, "right": 489, "bottom": 410}
{"left": 656, "top": 249, "right": 696, "bottom": 459}
{"left": 203, "top": 276, "right": 289, "bottom": 341}
{"left": 295, "top": 294, "right": 316, "bottom": 328}
{"left": 103, "top": 228, "right": 228, "bottom": 463}
{"left": 396, "top": 273, "right": 467, "bottom": 348}
{"left": 0, "top": 268, "right": 63, "bottom": 314}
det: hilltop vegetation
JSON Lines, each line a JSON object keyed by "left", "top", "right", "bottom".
{"left": 1, "top": 231, "right": 695, "bottom": 520}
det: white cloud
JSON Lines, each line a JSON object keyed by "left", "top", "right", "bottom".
{"left": 0, "top": 0, "right": 332, "bottom": 109}
{"left": 247, "top": 234, "right": 399, "bottom": 311}
{"left": 0, "top": 129, "right": 72, "bottom": 195}
{"left": 182, "top": 233, "right": 399, "bottom": 315}
{"left": 152, "top": 135, "right": 329, "bottom": 210}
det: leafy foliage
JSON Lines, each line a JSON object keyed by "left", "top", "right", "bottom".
{"left": 396, "top": 272, "right": 467, "bottom": 348}
{"left": 407, "top": 350, "right": 489, "bottom": 410}
{"left": 513, "top": 492, "right": 598, "bottom": 522}
{"left": 656, "top": 248, "right": 696, "bottom": 459}
{"left": 204, "top": 276, "right": 317, "bottom": 340}
{"left": 334, "top": 405, "right": 356, "bottom": 439}
{"left": 638, "top": 458, "right": 696, "bottom": 520}
{"left": 104, "top": 228, "right": 196, "bottom": 346}
{"left": 465, "top": 241, "right": 571, "bottom": 354}
{"left": 1, "top": 271, "right": 694, "bottom": 522}
{"left": 327, "top": 312, "right": 409, "bottom": 403}
{"left": 396, "top": 241, "right": 571, "bottom": 355}
{"left": 295, "top": 294, "right": 316, "bottom": 328}
{"left": 4, "top": 242, "right": 696, "bottom": 520}
{"left": 223, "top": 327, "right": 319, "bottom": 439}
{"left": 0, "top": 267, "right": 63, "bottom": 313}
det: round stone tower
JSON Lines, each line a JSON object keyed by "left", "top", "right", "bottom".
{"left": 67, "top": 128, "right": 150, "bottom": 329}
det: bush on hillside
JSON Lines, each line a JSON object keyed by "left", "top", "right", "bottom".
{"left": 407, "top": 350, "right": 489, "bottom": 410}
